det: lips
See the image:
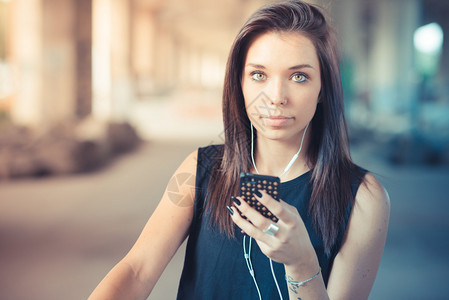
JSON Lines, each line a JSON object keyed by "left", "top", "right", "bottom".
{"left": 260, "top": 115, "right": 293, "bottom": 127}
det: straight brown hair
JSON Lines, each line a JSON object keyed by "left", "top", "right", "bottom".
{"left": 206, "top": 0, "right": 363, "bottom": 254}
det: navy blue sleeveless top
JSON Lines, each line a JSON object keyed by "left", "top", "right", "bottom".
{"left": 176, "top": 145, "right": 365, "bottom": 299}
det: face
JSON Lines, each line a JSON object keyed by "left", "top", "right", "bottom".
{"left": 242, "top": 31, "right": 321, "bottom": 143}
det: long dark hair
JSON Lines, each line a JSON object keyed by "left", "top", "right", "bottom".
{"left": 206, "top": 0, "right": 361, "bottom": 254}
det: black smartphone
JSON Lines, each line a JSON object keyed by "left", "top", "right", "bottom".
{"left": 239, "top": 172, "right": 280, "bottom": 222}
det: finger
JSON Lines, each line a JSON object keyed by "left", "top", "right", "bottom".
{"left": 229, "top": 205, "right": 265, "bottom": 239}
{"left": 255, "top": 190, "right": 295, "bottom": 224}
{"left": 234, "top": 196, "right": 275, "bottom": 231}
{"left": 230, "top": 204, "right": 284, "bottom": 257}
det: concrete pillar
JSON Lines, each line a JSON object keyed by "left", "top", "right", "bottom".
{"left": 440, "top": 24, "right": 449, "bottom": 82}
{"left": 9, "top": 0, "right": 93, "bottom": 124}
{"left": 189, "top": 46, "right": 201, "bottom": 89}
{"left": 369, "top": 0, "right": 398, "bottom": 113}
{"left": 92, "top": 0, "right": 112, "bottom": 120}
{"left": 41, "top": 0, "right": 93, "bottom": 122}
{"left": 0, "top": 2, "right": 8, "bottom": 60}
{"left": 332, "top": 0, "right": 365, "bottom": 121}
{"left": 153, "top": 21, "right": 177, "bottom": 94}
{"left": 92, "top": 0, "right": 132, "bottom": 121}
{"left": 396, "top": 0, "right": 421, "bottom": 134}
{"left": 369, "top": 0, "right": 420, "bottom": 127}
{"left": 0, "top": 1, "right": 15, "bottom": 111}
{"left": 177, "top": 38, "right": 191, "bottom": 90}
{"left": 130, "top": 7, "right": 157, "bottom": 97}
{"left": 110, "top": 0, "right": 132, "bottom": 121}
{"left": 9, "top": 0, "right": 43, "bottom": 125}
{"left": 41, "top": 0, "right": 76, "bottom": 122}
{"left": 75, "top": 0, "right": 93, "bottom": 119}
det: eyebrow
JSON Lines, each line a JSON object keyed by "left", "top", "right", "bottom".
{"left": 245, "top": 63, "right": 316, "bottom": 70}
{"left": 288, "top": 64, "right": 315, "bottom": 70}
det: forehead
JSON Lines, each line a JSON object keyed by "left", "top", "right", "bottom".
{"left": 245, "top": 31, "right": 319, "bottom": 67}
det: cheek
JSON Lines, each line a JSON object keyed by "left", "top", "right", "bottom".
{"left": 242, "top": 80, "right": 259, "bottom": 113}
{"left": 243, "top": 93, "right": 258, "bottom": 115}
{"left": 291, "top": 89, "right": 320, "bottom": 120}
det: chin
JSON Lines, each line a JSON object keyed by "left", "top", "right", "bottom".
{"left": 258, "top": 128, "right": 300, "bottom": 142}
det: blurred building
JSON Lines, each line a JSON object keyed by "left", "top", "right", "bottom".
{"left": 333, "top": 0, "right": 449, "bottom": 164}
{"left": 0, "top": 0, "right": 270, "bottom": 125}
{"left": 0, "top": 0, "right": 448, "bottom": 166}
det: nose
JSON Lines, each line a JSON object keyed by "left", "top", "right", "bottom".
{"left": 266, "top": 77, "right": 287, "bottom": 105}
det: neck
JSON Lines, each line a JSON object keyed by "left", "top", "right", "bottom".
{"left": 251, "top": 126, "right": 311, "bottom": 181}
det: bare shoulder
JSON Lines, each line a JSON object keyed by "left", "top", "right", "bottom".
{"left": 161, "top": 149, "right": 199, "bottom": 208}
{"left": 167, "top": 148, "right": 199, "bottom": 184}
{"left": 354, "top": 173, "right": 390, "bottom": 218}
{"left": 348, "top": 172, "right": 390, "bottom": 244}
{"left": 177, "top": 149, "right": 199, "bottom": 173}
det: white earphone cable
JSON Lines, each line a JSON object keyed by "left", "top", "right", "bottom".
{"left": 270, "top": 258, "right": 283, "bottom": 300}
{"left": 245, "top": 122, "right": 310, "bottom": 300}
{"left": 243, "top": 235, "right": 262, "bottom": 300}
{"left": 250, "top": 122, "right": 309, "bottom": 178}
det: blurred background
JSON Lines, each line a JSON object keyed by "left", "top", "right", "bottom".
{"left": 0, "top": 0, "right": 448, "bottom": 299}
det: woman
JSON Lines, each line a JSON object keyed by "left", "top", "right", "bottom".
{"left": 89, "top": 1, "right": 390, "bottom": 299}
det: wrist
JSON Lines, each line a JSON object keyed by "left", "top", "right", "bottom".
{"left": 285, "top": 267, "right": 321, "bottom": 287}
{"left": 284, "top": 251, "right": 320, "bottom": 280}
{"left": 285, "top": 243, "right": 318, "bottom": 266}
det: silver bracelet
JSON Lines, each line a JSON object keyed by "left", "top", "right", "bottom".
{"left": 285, "top": 268, "right": 321, "bottom": 286}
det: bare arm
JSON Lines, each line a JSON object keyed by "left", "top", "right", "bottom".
{"left": 327, "top": 173, "right": 390, "bottom": 300}
{"left": 88, "top": 150, "right": 198, "bottom": 300}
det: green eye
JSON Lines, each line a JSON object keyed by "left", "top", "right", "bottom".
{"left": 250, "top": 72, "right": 266, "bottom": 81}
{"left": 292, "top": 73, "right": 308, "bottom": 83}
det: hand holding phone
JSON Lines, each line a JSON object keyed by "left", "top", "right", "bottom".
{"left": 239, "top": 172, "right": 280, "bottom": 223}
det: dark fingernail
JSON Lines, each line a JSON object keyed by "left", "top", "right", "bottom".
{"left": 231, "top": 196, "right": 241, "bottom": 206}
{"left": 226, "top": 206, "right": 234, "bottom": 215}
{"left": 255, "top": 190, "right": 262, "bottom": 198}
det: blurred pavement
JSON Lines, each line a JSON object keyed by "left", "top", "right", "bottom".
{"left": 0, "top": 97, "right": 448, "bottom": 299}
{"left": 0, "top": 140, "right": 197, "bottom": 300}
